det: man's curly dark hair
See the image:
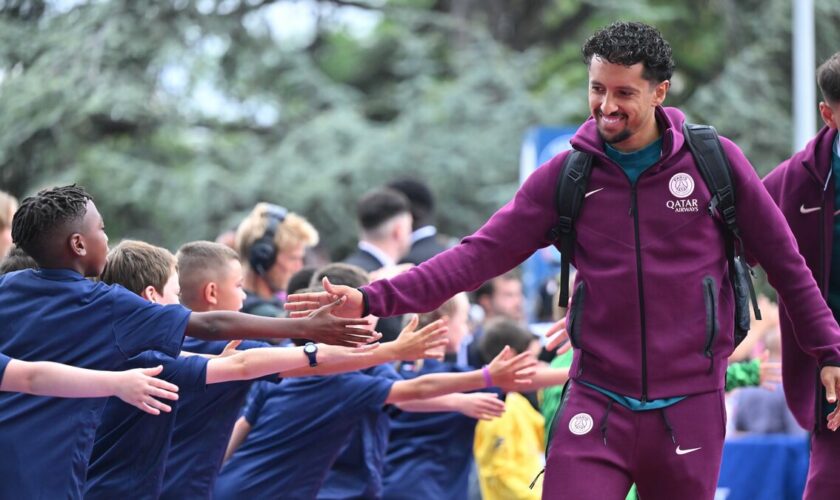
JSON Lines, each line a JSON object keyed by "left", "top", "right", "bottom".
{"left": 11, "top": 185, "right": 92, "bottom": 263}
{"left": 582, "top": 21, "right": 675, "bottom": 83}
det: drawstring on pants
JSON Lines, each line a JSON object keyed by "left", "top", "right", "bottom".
{"left": 600, "top": 400, "right": 614, "bottom": 446}
{"left": 660, "top": 407, "right": 676, "bottom": 444}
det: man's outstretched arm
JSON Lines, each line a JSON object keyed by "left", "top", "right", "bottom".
{"left": 187, "top": 298, "right": 378, "bottom": 347}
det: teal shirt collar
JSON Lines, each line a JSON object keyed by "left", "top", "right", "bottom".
{"left": 604, "top": 137, "right": 663, "bottom": 184}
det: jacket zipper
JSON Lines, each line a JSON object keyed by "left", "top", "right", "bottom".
{"left": 816, "top": 186, "right": 828, "bottom": 431}
{"left": 569, "top": 282, "right": 586, "bottom": 377}
{"left": 630, "top": 185, "right": 649, "bottom": 402}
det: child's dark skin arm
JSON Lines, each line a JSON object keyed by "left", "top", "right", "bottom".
{"left": 186, "top": 299, "right": 379, "bottom": 347}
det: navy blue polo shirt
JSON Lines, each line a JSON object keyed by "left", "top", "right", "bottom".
{"left": 0, "top": 352, "right": 11, "bottom": 388}
{"left": 214, "top": 371, "right": 395, "bottom": 499}
{"left": 159, "top": 337, "right": 276, "bottom": 500}
{"left": 0, "top": 268, "right": 188, "bottom": 499}
{"left": 382, "top": 360, "right": 478, "bottom": 500}
{"left": 319, "top": 363, "right": 403, "bottom": 500}
{"left": 85, "top": 351, "right": 209, "bottom": 500}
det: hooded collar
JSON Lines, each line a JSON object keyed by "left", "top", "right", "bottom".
{"left": 798, "top": 126, "right": 839, "bottom": 188}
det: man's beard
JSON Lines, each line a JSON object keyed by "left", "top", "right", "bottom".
{"left": 597, "top": 125, "right": 632, "bottom": 145}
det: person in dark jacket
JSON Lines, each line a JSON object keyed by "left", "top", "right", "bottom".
{"left": 763, "top": 51, "right": 840, "bottom": 500}
{"left": 387, "top": 177, "right": 450, "bottom": 265}
{"left": 288, "top": 23, "right": 840, "bottom": 498}
{"left": 343, "top": 188, "right": 413, "bottom": 342}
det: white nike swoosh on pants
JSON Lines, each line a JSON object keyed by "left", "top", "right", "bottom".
{"left": 675, "top": 446, "right": 701, "bottom": 455}
{"left": 800, "top": 204, "right": 822, "bottom": 214}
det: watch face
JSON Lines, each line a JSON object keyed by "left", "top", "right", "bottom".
{"left": 304, "top": 343, "right": 316, "bottom": 354}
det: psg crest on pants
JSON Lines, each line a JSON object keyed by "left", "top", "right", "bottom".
{"left": 569, "top": 413, "right": 594, "bottom": 436}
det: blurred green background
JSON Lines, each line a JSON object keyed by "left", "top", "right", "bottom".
{"left": 2, "top": 0, "right": 839, "bottom": 256}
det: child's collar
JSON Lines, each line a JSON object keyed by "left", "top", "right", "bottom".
{"left": 34, "top": 268, "right": 85, "bottom": 281}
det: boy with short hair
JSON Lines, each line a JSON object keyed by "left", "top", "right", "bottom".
{"left": 317, "top": 274, "right": 505, "bottom": 500}
{"left": 0, "top": 185, "right": 373, "bottom": 499}
{"left": 383, "top": 304, "right": 568, "bottom": 500}
{"left": 162, "top": 250, "right": 449, "bottom": 499}
{"left": 216, "top": 336, "right": 531, "bottom": 500}
{"left": 87, "top": 240, "right": 377, "bottom": 499}
{"left": 216, "top": 266, "right": 533, "bottom": 500}
{"left": 160, "top": 241, "right": 298, "bottom": 499}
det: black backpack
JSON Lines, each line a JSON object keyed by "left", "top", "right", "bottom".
{"left": 551, "top": 123, "right": 761, "bottom": 345}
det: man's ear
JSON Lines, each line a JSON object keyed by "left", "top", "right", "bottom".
{"left": 69, "top": 233, "right": 85, "bottom": 257}
{"left": 652, "top": 80, "right": 670, "bottom": 106}
{"left": 819, "top": 102, "right": 837, "bottom": 129}
{"left": 204, "top": 281, "right": 218, "bottom": 305}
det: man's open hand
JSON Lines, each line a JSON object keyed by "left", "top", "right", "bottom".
{"left": 303, "top": 296, "right": 382, "bottom": 347}
{"left": 286, "top": 277, "right": 364, "bottom": 319}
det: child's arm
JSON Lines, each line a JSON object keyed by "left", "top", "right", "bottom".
{"left": 224, "top": 416, "right": 252, "bottom": 463}
{"left": 204, "top": 343, "right": 378, "bottom": 384}
{"left": 0, "top": 361, "right": 179, "bottom": 415}
{"left": 385, "top": 346, "right": 536, "bottom": 404}
{"left": 395, "top": 392, "right": 506, "bottom": 420}
{"left": 186, "top": 298, "right": 378, "bottom": 347}
{"left": 278, "top": 316, "right": 448, "bottom": 378}
{"left": 504, "top": 365, "right": 570, "bottom": 393}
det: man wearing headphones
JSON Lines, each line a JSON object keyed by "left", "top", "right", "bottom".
{"left": 235, "top": 203, "right": 319, "bottom": 317}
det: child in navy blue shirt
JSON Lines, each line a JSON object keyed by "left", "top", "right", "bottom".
{"left": 215, "top": 266, "right": 535, "bottom": 500}
{"left": 0, "top": 352, "right": 177, "bottom": 411}
{"left": 86, "top": 240, "right": 375, "bottom": 499}
{"left": 160, "top": 241, "right": 313, "bottom": 499}
{"left": 163, "top": 258, "right": 454, "bottom": 499}
{"left": 0, "top": 185, "right": 374, "bottom": 499}
{"left": 316, "top": 272, "right": 506, "bottom": 500}
{"left": 382, "top": 305, "right": 566, "bottom": 500}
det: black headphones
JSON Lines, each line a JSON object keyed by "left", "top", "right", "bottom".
{"left": 248, "top": 204, "right": 288, "bottom": 276}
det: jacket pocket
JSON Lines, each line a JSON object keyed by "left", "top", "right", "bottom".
{"left": 568, "top": 282, "right": 586, "bottom": 349}
{"left": 703, "top": 276, "right": 719, "bottom": 372}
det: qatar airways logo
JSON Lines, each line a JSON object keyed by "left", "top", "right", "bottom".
{"left": 667, "top": 173, "right": 699, "bottom": 213}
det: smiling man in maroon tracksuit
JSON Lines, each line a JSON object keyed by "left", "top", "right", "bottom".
{"left": 763, "top": 52, "right": 840, "bottom": 500}
{"left": 289, "top": 23, "right": 840, "bottom": 499}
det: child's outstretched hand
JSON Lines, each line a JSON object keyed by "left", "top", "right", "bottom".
{"left": 113, "top": 365, "right": 180, "bottom": 415}
{"left": 544, "top": 316, "right": 571, "bottom": 354}
{"left": 316, "top": 341, "right": 381, "bottom": 365}
{"left": 392, "top": 315, "right": 449, "bottom": 361}
{"left": 757, "top": 350, "right": 781, "bottom": 390}
{"left": 456, "top": 392, "right": 506, "bottom": 421}
{"left": 486, "top": 346, "right": 538, "bottom": 391}
{"left": 303, "top": 296, "right": 382, "bottom": 347}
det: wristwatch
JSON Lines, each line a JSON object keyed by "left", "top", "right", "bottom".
{"left": 304, "top": 342, "right": 318, "bottom": 367}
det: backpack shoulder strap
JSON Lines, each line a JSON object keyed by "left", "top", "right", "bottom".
{"left": 682, "top": 123, "right": 761, "bottom": 321}
{"left": 553, "top": 150, "right": 593, "bottom": 307}
{"left": 681, "top": 123, "right": 738, "bottom": 236}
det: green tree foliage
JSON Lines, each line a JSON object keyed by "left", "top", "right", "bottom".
{"left": 1, "top": 0, "right": 838, "bottom": 256}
